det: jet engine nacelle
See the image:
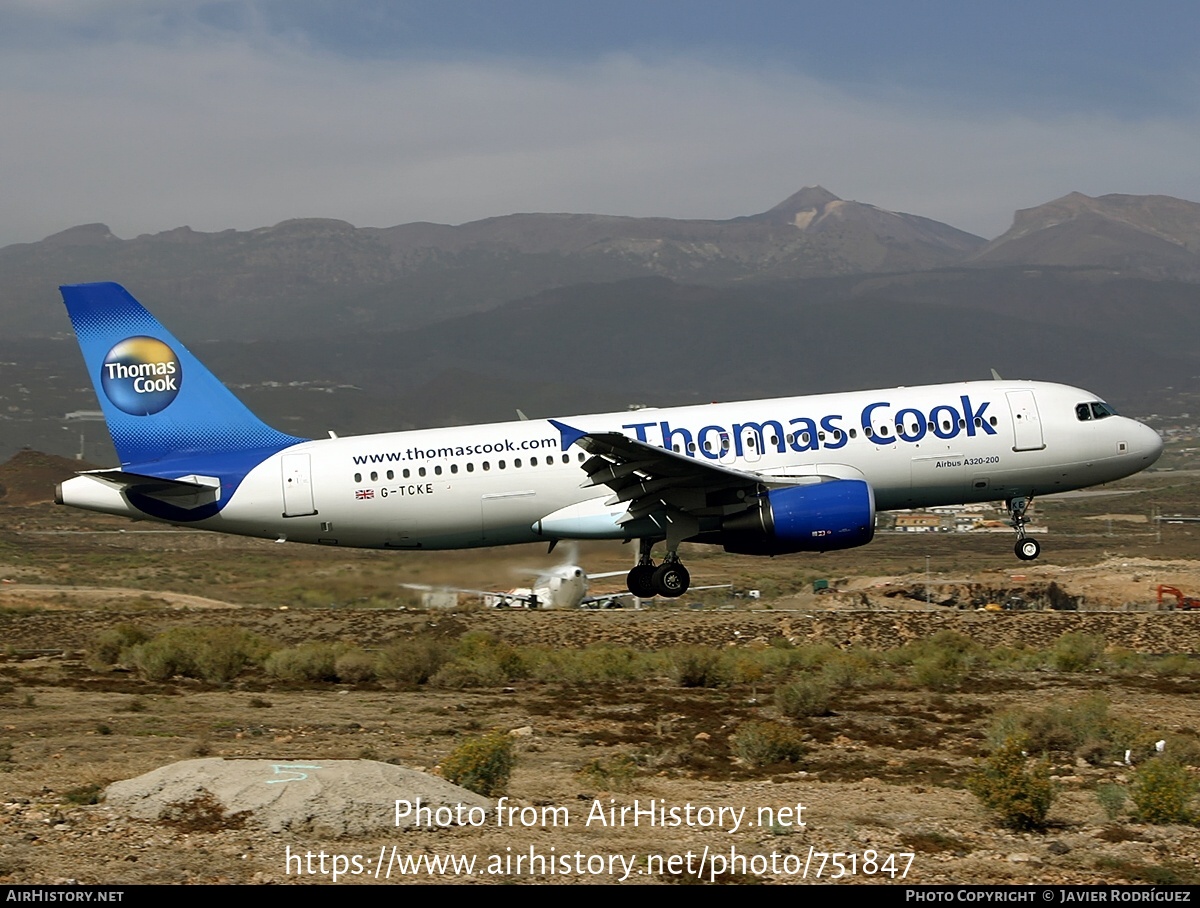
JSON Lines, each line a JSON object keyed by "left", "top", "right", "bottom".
{"left": 718, "top": 479, "right": 875, "bottom": 556}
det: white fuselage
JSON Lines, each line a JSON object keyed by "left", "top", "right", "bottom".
{"left": 61, "top": 380, "right": 1162, "bottom": 550}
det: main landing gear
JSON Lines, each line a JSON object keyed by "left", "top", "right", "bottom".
{"left": 627, "top": 539, "right": 691, "bottom": 598}
{"left": 1007, "top": 496, "right": 1041, "bottom": 561}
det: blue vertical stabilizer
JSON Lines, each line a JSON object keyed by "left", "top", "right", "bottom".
{"left": 60, "top": 282, "right": 306, "bottom": 467}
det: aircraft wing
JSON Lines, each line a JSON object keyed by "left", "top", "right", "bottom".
{"left": 577, "top": 590, "right": 636, "bottom": 608}
{"left": 399, "top": 583, "right": 542, "bottom": 607}
{"left": 550, "top": 420, "right": 847, "bottom": 527}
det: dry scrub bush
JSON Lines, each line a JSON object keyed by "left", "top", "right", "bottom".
{"left": 1096, "top": 783, "right": 1128, "bottom": 822}
{"left": 1131, "top": 759, "right": 1198, "bottom": 825}
{"left": 1050, "top": 632, "right": 1107, "bottom": 672}
{"left": 333, "top": 649, "right": 377, "bottom": 683}
{"left": 966, "top": 736, "right": 1055, "bottom": 831}
{"left": 894, "top": 631, "right": 980, "bottom": 692}
{"left": 440, "top": 731, "right": 515, "bottom": 796}
{"left": 775, "top": 677, "right": 833, "bottom": 719}
{"left": 576, "top": 753, "right": 639, "bottom": 791}
{"left": 669, "top": 646, "right": 728, "bottom": 688}
{"left": 428, "top": 632, "right": 529, "bottom": 689}
{"left": 988, "top": 694, "right": 1140, "bottom": 766}
{"left": 264, "top": 642, "right": 379, "bottom": 683}
{"left": 528, "top": 645, "right": 652, "bottom": 685}
{"left": 128, "top": 627, "right": 273, "bottom": 682}
{"left": 374, "top": 636, "right": 451, "bottom": 685}
{"left": 264, "top": 642, "right": 341, "bottom": 682}
{"left": 89, "top": 622, "right": 150, "bottom": 668}
{"left": 731, "top": 720, "right": 806, "bottom": 769}
{"left": 819, "top": 651, "right": 896, "bottom": 689}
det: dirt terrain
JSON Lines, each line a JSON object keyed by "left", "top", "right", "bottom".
{"left": 2, "top": 466, "right": 1200, "bottom": 886}
{"left": 3, "top": 597, "right": 1200, "bottom": 885}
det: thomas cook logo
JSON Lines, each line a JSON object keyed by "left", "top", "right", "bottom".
{"left": 100, "top": 336, "right": 182, "bottom": 416}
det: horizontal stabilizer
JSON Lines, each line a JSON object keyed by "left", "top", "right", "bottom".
{"left": 77, "top": 469, "right": 221, "bottom": 508}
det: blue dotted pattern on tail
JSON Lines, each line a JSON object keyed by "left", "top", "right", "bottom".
{"left": 60, "top": 282, "right": 307, "bottom": 468}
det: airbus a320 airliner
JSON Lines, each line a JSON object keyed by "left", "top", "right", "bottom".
{"left": 55, "top": 282, "right": 1163, "bottom": 598}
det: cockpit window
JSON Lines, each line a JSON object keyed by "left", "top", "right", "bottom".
{"left": 1077, "top": 401, "right": 1118, "bottom": 421}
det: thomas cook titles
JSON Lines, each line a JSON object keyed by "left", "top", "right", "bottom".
{"left": 100, "top": 335, "right": 183, "bottom": 416}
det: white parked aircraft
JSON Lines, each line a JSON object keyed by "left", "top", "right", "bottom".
{"left": 402, "top": 555, "right": 632, "bottom": 609}
{"left": 55, "top": 283, "right": 1163, "bottom": 598}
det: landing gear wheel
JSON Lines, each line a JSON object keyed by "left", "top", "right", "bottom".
{"left": 652, "top": 562, "right": 690, "bottom": 598}
{"left": 1015, "top": 538, "right": 1041, "bottom": 561}
{"left": 627, "top": 563, "right": 658, "bottom": 598}
{"left": 1006, "top": 496, "right": 1039, "bottom": 562}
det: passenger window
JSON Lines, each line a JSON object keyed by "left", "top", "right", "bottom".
{"left": 467, "top": 463, "right": 474, "bottom": 473}
{"left": 370, "top": 471, "right": 378, "bottom": 481}
{"left": 451, "top": 464, "right": 458, "bottom": 474}
{"left": 849, "top": 428, "right": 857, "bottom": 439}
{"left": 403, "top": 468, "right": 410, "bottom": 478}
{"left": 530, "top": 457, "right": 538, "bottom": 466}
{"left": 354, "top": 472, "right": 362, "bottom": 483}
{"left": 514, "top": 458, "right": 521, "bottom": 468}
{"left": 386, "top": 470, "right": 394, "bottom": 480}
{"left": 418, "top": 467, "right": 426, "bottom": 477}
{"left": 434, "top": 465, "right": 443, "bottom": 475}
{"left": 483, "top": 462, "right": 490, "bottom": 471}
{"left": 498, "top": 460, "right": 506, "bottom": 470}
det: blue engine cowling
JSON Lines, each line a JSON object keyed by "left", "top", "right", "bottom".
{"left": 718, "top": 479, "right": 875, "bottom": 556}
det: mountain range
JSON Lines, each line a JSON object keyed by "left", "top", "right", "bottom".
{"left": 2, "top": 187, "right": 1199, "bottom": 463}
{"left": 4, "top": 187, "right": 1198, "bottom": 341}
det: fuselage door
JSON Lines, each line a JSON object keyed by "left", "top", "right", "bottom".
{"left": 281, "top": 453, "right": 317, "bottom": 517}
{"left": 737, "top": 426, "right": 762, "bottom": 464}
{"left": 1006, "top": 390, "right": 1045, "bottom": 452}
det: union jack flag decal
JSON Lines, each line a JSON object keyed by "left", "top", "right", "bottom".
{"left": 355, "top": 489, "right": 374, "bottom": 500}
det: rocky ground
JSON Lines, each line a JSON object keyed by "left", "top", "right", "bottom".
{"left": 2, "top": 600, "right": 1199, "bottom": 886}
{"left": 2, "top": 481, "right": 1200, "bottom": 886}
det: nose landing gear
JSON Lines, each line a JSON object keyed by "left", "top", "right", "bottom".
{"left": 1008, "top": 496, "right": 1041, "bottom": 561}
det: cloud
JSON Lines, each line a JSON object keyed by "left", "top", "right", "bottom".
{"left": 2, "top": 21, "right": 1198, "bottom": 247}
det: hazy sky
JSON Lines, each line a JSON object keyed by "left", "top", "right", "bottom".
{"left": 3, "top": 0, "right": 1198, "bottom": 247}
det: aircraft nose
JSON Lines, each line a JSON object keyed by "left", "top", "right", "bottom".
{"left": 1132, "top": 420, "right": 1164, "bottom": 465}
